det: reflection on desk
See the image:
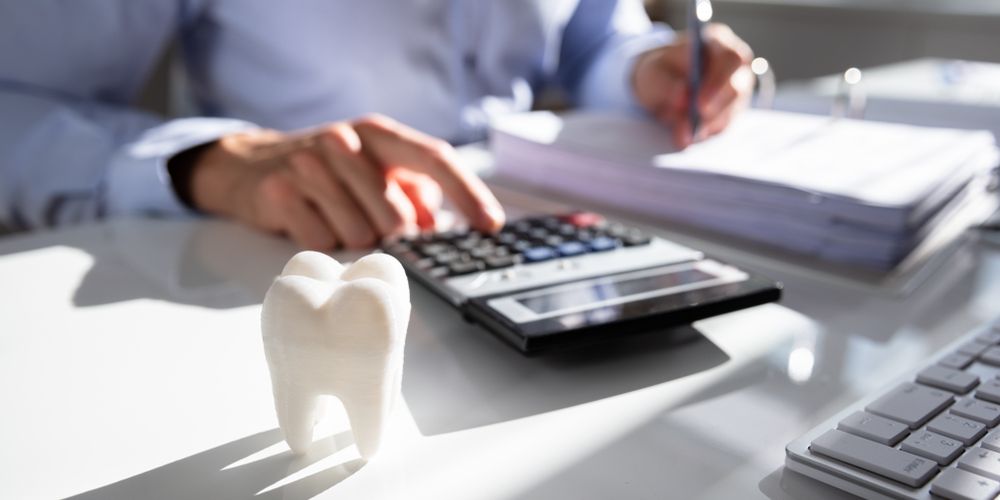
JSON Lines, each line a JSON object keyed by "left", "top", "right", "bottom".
{"left": 0, "top": 214, "right": 812, "bottom": 500}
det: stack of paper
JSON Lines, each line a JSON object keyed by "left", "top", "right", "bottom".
{"left": 490, "top": 109, "right": 999, "bottom": 269}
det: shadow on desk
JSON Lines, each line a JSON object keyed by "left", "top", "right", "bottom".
{"left": 402, "top": 285, "right": 733, "bottom": 436}
{"left": 67, "top": 429, "right": 363, "bottom": 500}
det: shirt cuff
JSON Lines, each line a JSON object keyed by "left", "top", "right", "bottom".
{"left": 577, "top": 24, "right": 675, "bottom": 114}
{"left": 103, "top": 117, "right": 257, "bottom": 217}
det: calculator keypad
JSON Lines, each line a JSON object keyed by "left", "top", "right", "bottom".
{"left": 386, "top": 212, "right": 653, "bottom": 279}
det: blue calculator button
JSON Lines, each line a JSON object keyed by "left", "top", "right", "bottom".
{"left": 557, "top": 241, "right": 588, "bottom": 257}
{"left": 523, "top": 246, "right": 558, "bottom": 262}
{"left": 588, "top": 237, "right": 620, "bottom": 252}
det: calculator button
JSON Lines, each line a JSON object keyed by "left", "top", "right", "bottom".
{"left": 623, "top": 233, "right": 652, "bottom": 247}
{"left": 414, "top": 258, "right": 436, "bottom": 271}
{"left": 523, "top": 247, "right": 558, "bottom": 263}
{"left": 428, "top": 266, "right": 450, "bottom": 279}
{"left": 604, "top": 223, "right": 629, "bottom": 237}
{"left": 448, "top": 261, "right": 483, "bottom": 276}
{"left": 512, "top": 240, "right": 533, "bottom": 252}
{"left": 557, "top": 224, "right": 578, "bottom": 236}
{"left": 497, "top": 232, "right": 519, "bottom": 245}
{"left": 588, "top": 236, "right": 621, "bottom": 252}
{"left": 470, "top": 245, "right": 499, "bottom": 259}
{"left": 536, "top": 216, "right": 562, "bottom": 229}
{"left": 543, "top": 235, "right": 564, "bottom": 247}
{"left": 556, "top": 241, "right": 589, "bottom": 257}
{"left": 484, "top": 255, "right": 520, "bottom": 270}
{"left": 455, "top": 238, "right": 481, "bottom": 251}
{"left": 562, "top": 212, "right": 605, "bottom": 228}
{"left": 528, "top": 228, "right": 549, "bottom": 241}
{"left": 418, "top": 243, "right": 452, "bottom": 257}
{"left": 435, "top": 251, "right": 464, "bottom": 265}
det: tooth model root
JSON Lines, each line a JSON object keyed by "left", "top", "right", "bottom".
{"left": 261, "top": 251, "right": 410, "bottom": 459}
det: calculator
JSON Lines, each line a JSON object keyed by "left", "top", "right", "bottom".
{"left": 383, "top": 212, "right": 782, "bottom": 354}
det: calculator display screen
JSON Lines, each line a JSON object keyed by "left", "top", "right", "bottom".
{"left": 515, "top": 268, "right": 716, "bottom": 315}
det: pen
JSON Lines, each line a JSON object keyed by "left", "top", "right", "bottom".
{"left": 688, "top": 0, "right": 711, "bottom": 141}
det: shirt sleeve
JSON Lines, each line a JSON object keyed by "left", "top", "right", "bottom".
{"left": 0, "top": 1, "right": 254, "bottom": 230}
{"left": 558, "top": 0, "right": 675, "bottom": 113}
{"left": 0, "top": 87, "right": 255, "bottom": 230}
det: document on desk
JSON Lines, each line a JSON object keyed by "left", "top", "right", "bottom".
{"left": 490, "top": 109, "right": 999, "bottom": 269}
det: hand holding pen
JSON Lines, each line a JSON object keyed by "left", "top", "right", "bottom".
{"left": 632, "top": 19, "right": 755, "bottom": 149}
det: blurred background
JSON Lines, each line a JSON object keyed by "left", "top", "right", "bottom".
{"left": 137, "top": 1, "right": 1000, "bottom": 116}
{"left": 651, "top": 0, "right": 1000, "bottom": 80}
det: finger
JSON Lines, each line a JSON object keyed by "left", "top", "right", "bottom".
{"left": 699, "top": 24, "right": 753, "bottom": 110}
{"left": 652, "top": 66, "right": 690, "bottom": 123}
{"left": 701, "top": 69, "right": 753, "bottom": 141}
{"left": 255, "top": 170, "right": 338, "bottom": 250}
{"left": 699, "top": 97, "right": 743, "bottom": 140}
{"left": 315, "top": 124, "right": 415, "bottom": 236}
{"left": 634, "top": 46, "right": 688, "bottom": 118}
{"left": 701, "top": 78, "right": 739, "bottom": 121}
{"left": 288, "top": 151, "right": 378, "bottom": 249}
{"left": 280, "top": 198, "right": 339, "bottom": 251}
{"left": 392, "top": 169, "right": 441, "bottom": 230}
{"left": 352, "top": 114, "right": 505, "bottom": 232}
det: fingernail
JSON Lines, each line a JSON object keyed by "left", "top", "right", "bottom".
{"left": 483, "top": 203, "right": 506, "bottom": 231}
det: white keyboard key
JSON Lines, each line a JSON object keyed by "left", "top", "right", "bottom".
{"left": 960, "top": 340, "right": 992, "bottom": 357}
{"left": 959, "top": 448, "right": 1000, "bottom": 481}
{"left": 928, "top": 413, "right": 988, "bottom": 445}
{"left": 931, "top": 467, "right": 1000, "bottom": 500}
{"left": 900, "top": 430, "right": 964, "bottom": 465}
{"left": 810, "top": 429, "right": 938, "bottom": 487}
{"left": 980, "top": 347, "right": 1000, "bottom": 367}
{"left": 981, "top": 429, "right": 1000, "bottom": 453}
{"left": 940, "top": 353, "right": 975, "bottom": 370}
{"left": 866, "top": 382, "right": 954, "bottom": 429}
{"left": 917, "top": 365, "right": 980, "bottom": 394}
{"left": 978, "top": 331, "right": 1000, "bottom": 344}
{"left": 837, "top": 411, "right": 909, "bottom": 445}
{"left": 975, "top": 380, "right": 1000, "bottom": 404}
{"left": 952, "top": 398, "right": 1000, "bottom": 426}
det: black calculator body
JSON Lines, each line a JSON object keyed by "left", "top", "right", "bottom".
{"left": 383, "top": 212, "right": 782, "bottom": 354}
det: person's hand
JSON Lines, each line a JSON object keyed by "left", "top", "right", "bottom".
{"left": 632, "top": 23, "right": 754, "bottom": 148}
{"left": 185, "top": 114, "right": 505, "bottom": 250}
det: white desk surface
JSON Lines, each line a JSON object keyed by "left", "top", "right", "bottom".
{"left": 1, "top": 180, "right": 998, "bottom": 500}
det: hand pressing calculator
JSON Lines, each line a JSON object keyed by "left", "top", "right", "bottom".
{"left": 383, "top": 212, "right": 782, "bottom": 354}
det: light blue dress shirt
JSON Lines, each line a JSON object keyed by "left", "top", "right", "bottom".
{"left": 0, "top": 0, "right": 672, "bottom": 229}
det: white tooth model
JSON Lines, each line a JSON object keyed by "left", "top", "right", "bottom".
{"left": 261, "top": 251, "right": 410, "bottom": 459}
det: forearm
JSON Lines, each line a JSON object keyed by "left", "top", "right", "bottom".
{"left": 559, "top": 0, "right": 675, "bottom": 112}
{"left": 0, "top": 87, "right": 254, "bottom": 229}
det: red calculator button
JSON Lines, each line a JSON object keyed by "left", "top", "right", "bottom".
{"left": 562, "top": 212, "right": 605, "bottom": 228}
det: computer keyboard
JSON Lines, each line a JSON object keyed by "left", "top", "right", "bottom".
{"left": 786, "top": 318, "right": 1000, "bottom": 500}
